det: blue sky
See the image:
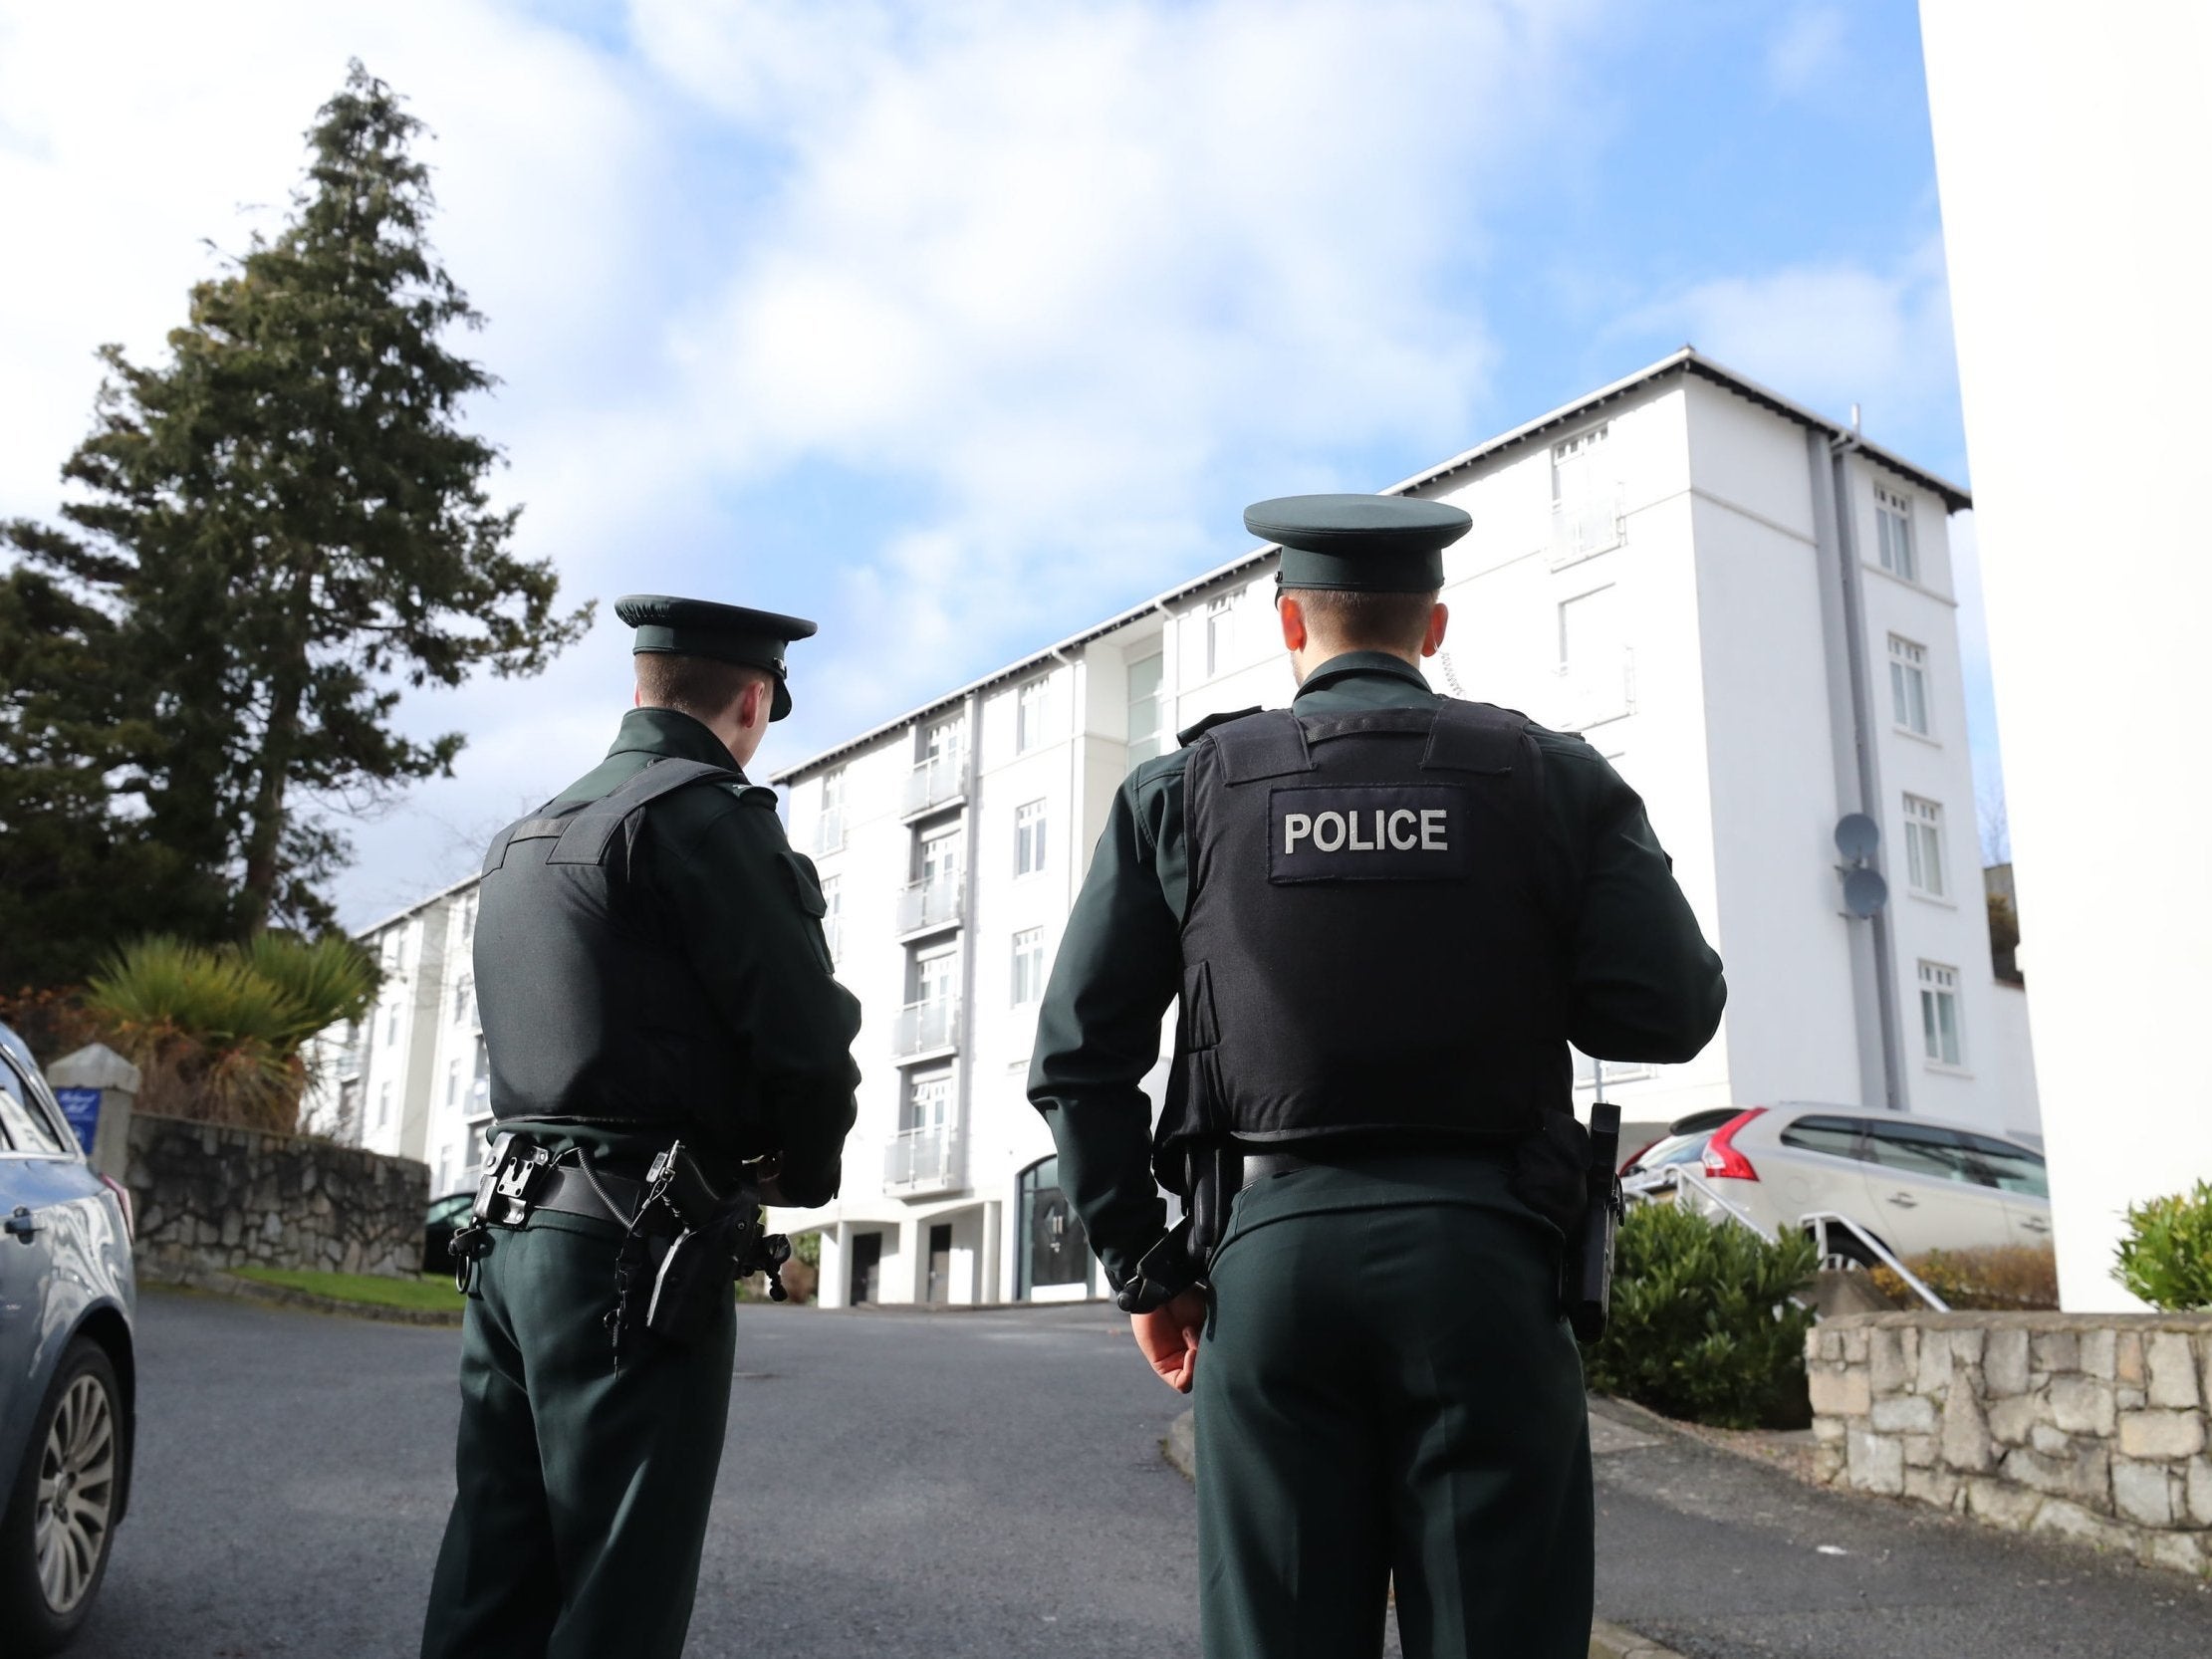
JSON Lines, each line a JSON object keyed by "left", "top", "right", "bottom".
{"left": 0, "top": 0, "right": 1996, "bottom": 925}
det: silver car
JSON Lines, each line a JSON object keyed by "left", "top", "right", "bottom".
{"left": 1624, "top": 1101, "right": 2050, "bottom": 1266}
{"left": 0, "top": 1025, "right": 136, "bottom": 1655}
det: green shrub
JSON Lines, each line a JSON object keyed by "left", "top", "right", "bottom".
{"left": 85, "top": 932, "right": 380, "bottom": 1130}
{"left": 1869, "top": 1244, "right": 2060, "bottom": 1311}
{"left": 1582, "top": 1202, "right": 1819, "bottom": 1429}
{"left": 2114, "top": 1181, "right": 2212, "bottom": 1310}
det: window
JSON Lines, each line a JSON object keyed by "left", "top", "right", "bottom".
{"left": 1918, "top": 961, "right": 1963, "bottom": 1067}
{"left": 469, "top": 1037, "right": 491, "bottom": 1115}
{"left": 453, "top": 972, "right": 475, "bottom": 1028}
{"left": 820, "top": 873, "right": 843, "bottom": 964}
{"left": 0, "top": 1055, "right": 69, "bottom": 1156}
{"left": 1014, "top": 800, "right": 1047, "bottom": 876}
{"left": 819, "top": 767, "right": 847, "bottom": 853}
{"left": 384, "top": 1005, "right": 399, "bottom": 1046}
{"left": 1864, "top": 1119, "right": 1978, "bottom": 1183}
{"left": 445, "top": 1060, "right": 460, "bottom": 1109}
{"left": 1961, "top": 1133, "right": 2049, "bottom": 1198}
{"left": 1875, "top": 484, "right": 1918, "bottom": 582}
{"left": 1903, "top": 796, "right": 1946, "bottom": 897}
{"left": 1778, "top": 1115, "right": 1868, "bottom": 1161}
{"left": 1888, "top": 635, "right": 1931, "bottom": 736}
{"left": 903, "top": 1068, "right": 953, "bottom": 1133}
{"left": 1205, "top": 594, "right": 1236, "bottom": 678}
{"left": 1016, "top": 678, "right": 1054, "bottom": 753}
{"left": 376, "top": 1082, "right": 393, "bottom": 1130}
{"left": 1126, "top": 648, "right": 1164, "bottom": 770}
{"left": 1557, "top": 585, "right": 1630, "bottom": 727}
{"left": 457, "top": 891, "right": 477, "bottom": 948}
{"left": 920, "top": 715, "right": 964, "bottom": 767}
{"left": 1011, "top": 928, "right": 1045, "bottom": 1006}
{"left": 1550, "top": 422, "right": 1620, "bottom": 563}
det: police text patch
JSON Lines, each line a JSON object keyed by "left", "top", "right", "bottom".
{"left": 1267, "top": 784, "right": 1475, "bottom": 883}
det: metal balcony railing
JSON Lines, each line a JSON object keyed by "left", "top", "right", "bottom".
{"left": 1549, "top": 493, "right": 1623, "bottom": 569}
{"left": 905, "top": 753, "right": 966, "bottom": 815}
{"left": 892, "top": 997, "right": 960, "bottom": 1058}
{"left": 897, "top": 875, "right": 964, "bottom": 934}
{"left": 883, "top": 1123, "right": 964, "bottom": 1193}
{"left": 813, "top": 811, "right": 846, "bottom": 856}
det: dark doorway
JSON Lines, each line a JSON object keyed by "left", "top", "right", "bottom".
{"left": 849, "top": 1231, "right": 883, "bottom": 1305}
{"left": 925, "top": 1223, "right": 953, "bottom": 1304}
{"left": 1017, "top": 1157, "right": 1092, "bottom": 1297}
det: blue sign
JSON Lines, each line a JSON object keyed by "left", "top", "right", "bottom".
{"left": 55, "top": 1086, "right": 101, "bottom": 1155}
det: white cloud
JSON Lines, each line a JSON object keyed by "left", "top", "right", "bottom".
{"left": 1613, "top": 235, "right": 1960, "bottom": 460}
{"left": 2, "top": 0, "right": 1619, "bottom": 923}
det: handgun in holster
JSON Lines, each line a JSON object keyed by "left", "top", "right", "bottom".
{"left": 1564, "top": 1102, "right": 1624, "bottom": 1341}
{"left": 634, "top": 1140, "right": 792, "bottom": 1348}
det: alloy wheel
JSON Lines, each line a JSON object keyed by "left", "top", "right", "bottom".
{"left": 33, "top": 1373, "right": 116, "bottom": 1615}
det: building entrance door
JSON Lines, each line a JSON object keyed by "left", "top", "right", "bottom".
{"left": 925, "top": 1222, "right": 952, "bottom": 1304}
{"left": 1017, "top": 1157, "right": 1092, "bottom": 1297}
{"left": 849, "top": 1231, "right": 883, "bottom": 1304}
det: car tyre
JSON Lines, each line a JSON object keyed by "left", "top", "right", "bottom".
{"left": 1816, "top": 1231, "right": 1881, "bottom": 1275}
{"left": 0, "top": 1338, "right": 124, "bottom": 1656}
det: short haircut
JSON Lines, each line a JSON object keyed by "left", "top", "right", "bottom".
{"left": 632, "top": 653, "right": 770, "bottom": 726}
{"left": 1286, "top": 587, "right": 1439, "bottom": 654}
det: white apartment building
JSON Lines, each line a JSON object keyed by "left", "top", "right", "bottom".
{"left": 309, "top": 349, "right": 2039, "bottom": 1305}
{"left": 771, "top": 350, "right": 2039, "bottom": 1309}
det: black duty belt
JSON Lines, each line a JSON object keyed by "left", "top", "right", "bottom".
{"left": 532, "top": 1165, "right": 682, "bottom": 1236}
{"left": 1241, "top": 1139, "right": 1517, "bottom": 1183}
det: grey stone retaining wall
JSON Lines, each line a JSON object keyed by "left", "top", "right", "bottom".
{"left": 1809, "top": 1310, "right": 2212, "bottom": 1576}
{"left": 126, "top": 1111, "right": 427, "bottom": 1281}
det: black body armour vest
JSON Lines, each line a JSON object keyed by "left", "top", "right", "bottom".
{"left": 1157, "top": 700, "right": 1571, "bottom": 1179}
{"left": 473, "top": 758, "right": 771, "bottom": 1139}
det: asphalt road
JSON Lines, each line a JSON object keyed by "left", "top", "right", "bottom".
{"left": 67, "top": 1290, "right": 2212, "bottom": 1659}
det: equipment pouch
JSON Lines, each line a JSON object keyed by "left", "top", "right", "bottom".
{"left": 644, "top": 1227, "right": 733, "bottom": 1346}
{"left": 1511, "top": 1109, "right": 1591, "bottom": 1236}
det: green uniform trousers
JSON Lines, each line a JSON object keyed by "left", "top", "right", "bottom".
{"left": 420, "top": 1214, "right": 736, "bottom": 1659}
{"left": 1194, "top": 1152, "right": 1593, "bottom": 1659}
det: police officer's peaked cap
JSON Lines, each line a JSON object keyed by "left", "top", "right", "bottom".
{"left": 1246, "top": 494, "right": 1472, "bottom": 592}
{"left": 614, "top": 593, "right": 818, "bottom": 722}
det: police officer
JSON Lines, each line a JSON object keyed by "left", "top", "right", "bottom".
{"left": 1028, "top": 495, "right": 1725, "bottom": 1658}
{"left": 420, "top": 595, "right": 861, "bottom": 1659}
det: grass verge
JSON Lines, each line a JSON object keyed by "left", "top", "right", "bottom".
{"left": 230, "top": 1266, "right": 462, "bottom": 1312}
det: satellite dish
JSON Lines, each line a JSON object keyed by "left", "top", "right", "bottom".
{"left": 1835, "top": 813, "right": 1880, "bottom": 862}
{"left": 1843, "top": 866, "right": 1889, "bottom": 918}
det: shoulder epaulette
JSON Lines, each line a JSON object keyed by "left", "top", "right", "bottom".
{"left": 1175, "top": 705, "right": 1266, "bottom": 748}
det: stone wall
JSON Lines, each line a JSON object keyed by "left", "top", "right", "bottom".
{"left": 126, "top": 1112, "right": 428, "bottom": 1281}
{"left": 1809, "top": 1310, "right": 2212, "bottom": 1576}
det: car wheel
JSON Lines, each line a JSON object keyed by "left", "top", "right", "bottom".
{"left": 1816, "top": 1231, "right": 1881, "bottom": 1274}
{"left": 0, "top": 1338, "right": 124, "bottom": 1655}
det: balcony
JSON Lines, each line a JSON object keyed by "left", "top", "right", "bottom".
{"left": 812, "top": 810, "right": 846, "bottom": 857}
{"left": 892, "top": 997, "right": 960, "bottom": 1060}
{"left": 883, "top": 1122, "right": 965, "bottom": 1195}
{"left": 904, "top": 753, "right": 966, "bottom": 818}
{"left": 897, "top": 875, "right": 964, "bottom": 936}
{"left": 1554, "top": 649, "right": 1636, "bottom": 733}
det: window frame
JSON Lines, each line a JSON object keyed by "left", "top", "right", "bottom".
{"left": 1887, "top": 634, "right": 1932, "bottom": 737}
{"left": 1015, "top": 677, "right": 1053, "bottom": 754}
{"left": 1874, "top": 483, "right": 1919, "bottom": 584}
{"left": 1205, "top": 593, "right": 1236, "bottom": 679}
{"left": 1011, "top": 927, "right": 1045, "bottom": 1007}
{"left": 1917, "top": 960, "right": 1966, "bottom": 1069}
{"left": 1903, "top": 795, "right": 1947, "bottom": 899}
{"left": 1013, "top": 799, "right": 1048, "bottom": 877}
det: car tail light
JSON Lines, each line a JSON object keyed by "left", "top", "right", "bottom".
{"left": 1701, "top": 1108, "right": 1767, "bottom": 1180}
{"left": 99, "top": 1172, "right": 134, "bottom": 1240}
{"left": 1618, "top": 1140, "right": 1658, "bottom": 1176}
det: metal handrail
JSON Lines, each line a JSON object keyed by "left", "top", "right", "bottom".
{"left": 1802, "top": 1211, "right": 1950, "bottom": 1311}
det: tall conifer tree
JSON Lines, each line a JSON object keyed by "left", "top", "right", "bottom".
{"left": 1, "top": 62, "right": 587, "bottom": 960}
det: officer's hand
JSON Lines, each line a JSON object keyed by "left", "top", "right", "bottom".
{"left": 1130, "top": 1289, "right": 1207, "bottom": 1393}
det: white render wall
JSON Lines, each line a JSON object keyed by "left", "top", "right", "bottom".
{"left": 1922, "top": 0, "right": 2211, "bottom": 1307}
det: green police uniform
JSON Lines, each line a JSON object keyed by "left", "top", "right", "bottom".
{"left": 421, "top": 602, "right": 860, "bottom": 1659}
{"left": 1029, "top": 498, "right": 1725, "bottom": 1658}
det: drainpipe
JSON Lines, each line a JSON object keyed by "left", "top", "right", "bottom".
{"left": 1812, "top": 429, "right": 1904, "bottom": 1112}
{"left": 954, "top": 689, "right": 982, "bottom": 1191}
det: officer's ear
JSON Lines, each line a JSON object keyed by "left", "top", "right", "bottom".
{"left": 1277, "top": 592, "right": 1309, "bottom": 653}
{"left": 738, "top": 677, "right": 769, "bottom": 732}
{"left": 1420, "top": 601, "right": 1449, "bottom": 658}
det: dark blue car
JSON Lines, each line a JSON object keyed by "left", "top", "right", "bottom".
{"left": 0, "top": 1023, "right": 135, "bottom": 1655}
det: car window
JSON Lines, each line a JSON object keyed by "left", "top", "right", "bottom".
{"left": 1778, "top": 1115, "right": 1864, "bottom": 1161}
{"left": 1626, "top": 1132, "right": 1707, "bottom": 1171}
{"left": 1963, "top": 1133, "right": 2050, "bottom": 1199}
{"left": 0, "top": 1054, "right": 71, "bottom": 1156}
{"left": 1864, "top": 1121, "right": 1981, "bottom": 1184}
{"left": 428, "top": 1194, "right": 473, "bottom": 1225}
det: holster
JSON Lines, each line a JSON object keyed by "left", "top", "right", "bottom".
{"left": 611, "top": 1139, "right": 788, "bottom": 1368}
{"left": 1563, "top": 1102, "right": 1624, "bottom": 1342}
